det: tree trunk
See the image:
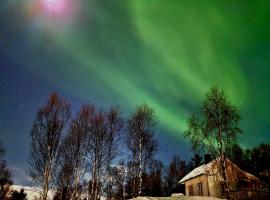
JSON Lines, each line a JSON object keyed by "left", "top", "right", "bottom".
{"left": 139, "top": 137, "right": 143, "bottom": 196}
{"left": 72, "top": 174, "right": 79, "bottom": 200}
{"left": 42, "top": 161, "right": 51, "bottom": 200}
{"left": 218, "top": 128, "right": 230, "bottom": 200}
{"left": 60, "top": 187, "right": 64, "bottom": 200}
{"left": 221, "top": 156, "right": 230, "bottom": 200}
{"left": 42, "top": 181, "right": 48, "bottom": 200}
{"left": 91, "top": 159, "right": 97, "bottom": 200}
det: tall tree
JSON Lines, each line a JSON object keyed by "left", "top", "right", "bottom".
{"left": 164, "top": 156, "right": 186, "bottom": 196}
{"left": 125, "top": 161, "right": 140, "bottom": 198}
{"left": 103, "top": 164, "right": 125, "bottom": 200}
{"left": 56, "top": 105, "right": 92, "bottom": 200}
{"left": 191, "top": 153, "right": 203, "bottom": 168}
{"left": 127, "top": 104, "right": 158, "bottom": 196}
{"left": 250, "top": 143, "right": 270, "bottom": 174}
{"left": 105, "top": 107, "right": 124, "bottom": 169}
{"left": 147, "top": 159, "right": 164, "bottom": 197}
{"left": 87, "top": 106, "right": 124, "bottom": 200}
{"left": 102, "top": 108, "right": 124, "bottom": 199}
{"left": 228, "top": 144, "right": 247, "bottom": 171}
{"left": 185, "top": 87, "right": 241, "bottom": 199}
{"left": 29, "top": 93, "right": 70, "bottom": 200}
{"left": 0, "top": 141, "right": 13, "bottom": 200}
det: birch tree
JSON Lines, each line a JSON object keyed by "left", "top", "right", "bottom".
{"left": 29, "top": 93, "right": 70, "bottom": 200}
{"left": 105, "top": 107, "right": 124, "bottom": 170}
{"left": 185, "top": 87, "right": 241, "bottom": 199}
{"left": 87, "top": 107, "right": 123, "bottom": 200}
{"left": 127, "top": 104, "right": 158, "bottom": 196}
{"left": 56, "top": 105, "right": 93, "bottom": 200}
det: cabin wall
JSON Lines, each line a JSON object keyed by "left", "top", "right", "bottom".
{"left": 207, "top": 172, "right": 225, "bottom": 198}
{"left": 207, "top": 160, "right": 269, "bottom": 199}
{"left": 184, "top": 175, "right": 209, "bottom": 197}
{"left": 183, "top": 158, "right": 269, "bottom": 199}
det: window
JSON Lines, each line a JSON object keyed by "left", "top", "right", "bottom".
{"left": 197, "top": 182, "right": 203, "bottom": 196}
{"left": 188, "top": 185, "right": 193, "bottom": 196}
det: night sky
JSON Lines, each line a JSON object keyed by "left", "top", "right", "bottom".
{"left": 1, "top": 0, "right": 270, "bottom": 185}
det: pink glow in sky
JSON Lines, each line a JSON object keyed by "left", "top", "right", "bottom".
{"left": 30, "top": 0, "right": 81, "bottom": 25}
{"left": 41, "top": 0, "right": 68, "bottom": 14}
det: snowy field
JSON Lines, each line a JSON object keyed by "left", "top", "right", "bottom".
{"left": 132, "top": 196, "right": 224, "bottom": 200}
{"left": 11, "top": 185, "right": 224, "bottom": 200}
{"left": 11, "top": 185, "right": 54, "bottom": 200}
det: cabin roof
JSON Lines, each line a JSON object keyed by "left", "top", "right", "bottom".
{"left": 179, "top": 162, "right": 211, "bottom": 183}
{"left": 179, "top": 157, "right": 261, "bottom": 184}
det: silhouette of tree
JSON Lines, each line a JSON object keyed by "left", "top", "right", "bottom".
{"left": 125, "top": 160, "right": 140, "bottom": 198}
{"left": 102, "top": 107, "right": 124, "bottom": 199}
{"left": 28, "top": 93, "right": 70, "bottom": 200}
{"left": 228, "top": 144, "right": 249, "bottom": 171}
{"left": 228, "top": 143, "right": 270, "bottom": 196}
{"left": 191, "top": 153, "right": 203, "bottom": 167}
{"left": 185, "top": 87, "right": 242, "bottom": 199}
{"left": 164, "top": 156, "right": 186, "bottom": 196}
{"left": 250, "top": 143, "right": 270, "bottom": 174}
{"left": 10, "top": 189, "right": 28, "bottom": 200}
{"left": 147, "top": 159, "right": 164, "bottom": 197}
{"left": 56, "top": 105, "right": 92, "bottom": 200}
{"left": 126, "top": 104, "right": 158, "bottom": 197}
{"left": 0, "top": 141, "right": 13, "bottom": 200}
{"left": 103, "top": 164, "right": 125, "bottom": 200}
{"left": 86, "top": 106, "right": 124, "bottom": 200}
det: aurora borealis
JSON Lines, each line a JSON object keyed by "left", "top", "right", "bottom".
{"left": 1, "top": 0, "right": 270, "bottom": 185}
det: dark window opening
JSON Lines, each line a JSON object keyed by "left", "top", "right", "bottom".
{"left": 197, "top": 182, "right": 203, "bottom": 196}
{"left": 189, "top": 185, "right": 193, "bottom": 196}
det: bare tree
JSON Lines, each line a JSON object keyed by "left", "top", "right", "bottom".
{"left": 125, "top": 160, "right": 140, "bottom": 198}
{"left": 87, "top": 106, "right": 124, "bottom": 200}
{"left": 147, "top": 159, "right": 164, "bottom": 197}
{"left": 102, "top": 107, "right": 124, "bottom": 199}
{"left": 29, "top": 93, "right": 70, "bottom": 200}
{"left": 164, "top": 156, "right": 186, "bottom": 195}
{"left": 56, "top": 105, "right": 93, "bottom": 200}
{"left": 126, "top": 104, "right": 158, "bottom": 196}
{"left": 105, "top": 107, "right": 124, "bottom": 169}
{"left": 103, "top": 163, "right": 125, "bottom": 200}
{"left": 185, "top": 87, "right": 241, "bottom": 199}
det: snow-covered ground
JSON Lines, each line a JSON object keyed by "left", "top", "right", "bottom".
{"left": 11, "top": 185, "right": 106, "bottom": 200}
{"left": 132, "top": 196, "right": 224, "bottom": 200}
{"left": 11, "top": 185, "right": 54, "bottom": 200}
{"left": 11, "top": 185, "right": 224, "bottom": 200}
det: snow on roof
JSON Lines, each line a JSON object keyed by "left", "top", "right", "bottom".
{"left": 179, "top": 157, "right": 224, "bottom": 184}
{"left": 179, "top": 156, "right": 262, "bottom": 184}
{"left": 179, "top": 163, "right": 208, "bottom": 183}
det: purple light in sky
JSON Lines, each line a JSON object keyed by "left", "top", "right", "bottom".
{"left": 31, "top": 0, "right": 81, "bottom": 26}
{"left": 41, "top": 0, "right": 67, "bottom": 14}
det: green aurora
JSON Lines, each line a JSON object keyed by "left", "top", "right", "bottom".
{"left": 1, "top": 1, "right": 270, "bottom": 182}
{"left": 22, "top": 0, "right": 270, "bottom": 143}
